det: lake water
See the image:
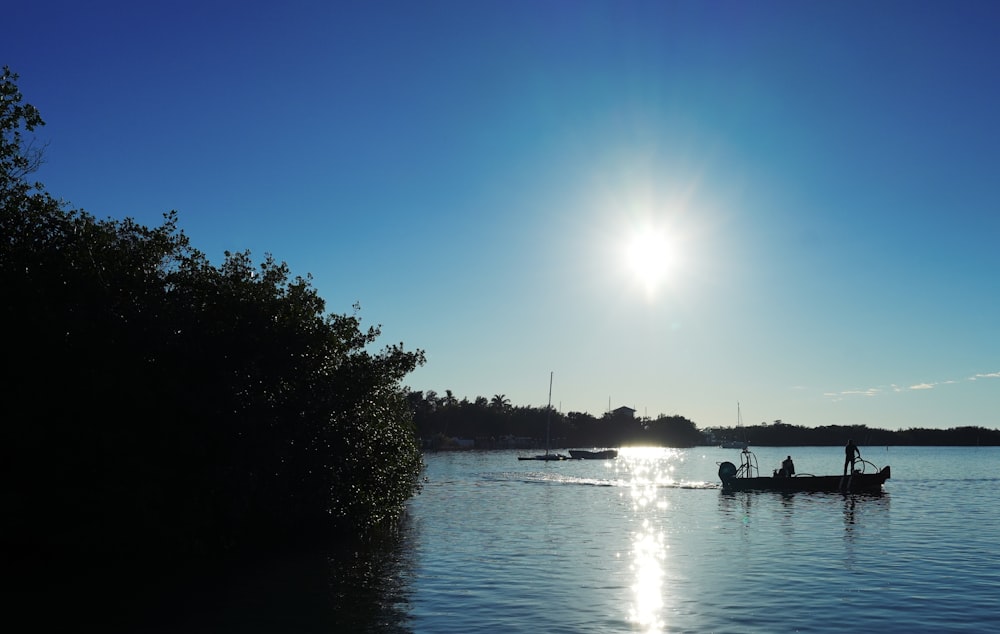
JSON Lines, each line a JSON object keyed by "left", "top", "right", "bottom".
{"left": 63, "top": 445, "right": 999, "bottom": 632}
{"left": 400, "top": 446, "right": 1000, "bottom": 633}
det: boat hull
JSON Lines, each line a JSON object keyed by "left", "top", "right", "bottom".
{"left": 518, "top": 453, "right": 570, "bottom": 461}
{"left": 720, "top": 441, "right": 748, "bottom": 450}
{"left": 568, "top": 449, "right": 618, "bottom": 460}
{"left": 721, "top": 466, "right": 891, "bottom": 493}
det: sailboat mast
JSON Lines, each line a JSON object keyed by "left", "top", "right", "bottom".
{"left": 545, "top": 371, "right": 553, "bottom": 454}
{"left": 738, "top": 401, "right": 746, "bottom": 444}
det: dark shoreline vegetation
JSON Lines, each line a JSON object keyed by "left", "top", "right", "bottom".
{"left": 408, "top": 390, "right": 1000, "bottom": 449}
{"left": 2, "top": 66, "right": 424, "bottom": 593}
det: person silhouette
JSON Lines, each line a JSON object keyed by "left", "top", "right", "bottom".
{"left": 844, "top": 439, "right": 860, "bottom": 476}
{"left": 781, "top": 455, "right": 795, "bottom": 477}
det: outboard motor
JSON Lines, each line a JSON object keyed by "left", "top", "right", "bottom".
{"left": 718, "top": 461, "right": 737, "bottom": 481}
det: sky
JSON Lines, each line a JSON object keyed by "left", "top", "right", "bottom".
{"left": 6, "top": 1, "right": 999, "bottom": 431}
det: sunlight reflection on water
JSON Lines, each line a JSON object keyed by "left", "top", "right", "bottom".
{"left": 629, "top": 520, "right": 666, "bottom": 633}
{"left": 618, "top": 447, "right": 685, "bottom": 633}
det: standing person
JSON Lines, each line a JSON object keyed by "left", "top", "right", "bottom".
{"left": 844, "top": 439, "right": 860, "bottom": 476}
{"left": 782, "top": 455, "right": 795, "bottom": 477}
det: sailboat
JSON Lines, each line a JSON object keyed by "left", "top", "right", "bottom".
{"left": 518, "top": 372, "right": 569, "bottom": 461}
{"left": 720, "top": 402, "right": 749, "bottom": 449}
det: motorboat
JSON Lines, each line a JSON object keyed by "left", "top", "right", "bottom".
{"left": 718, "top": 448, "right": 890, "bottom": 493}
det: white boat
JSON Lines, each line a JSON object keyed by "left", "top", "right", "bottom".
{"left": 568, "top": 449, "right": 618, "bottom": 460}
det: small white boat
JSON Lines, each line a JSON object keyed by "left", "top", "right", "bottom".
{"left": 568, "top": 449, "right": 618, "bottom": 460}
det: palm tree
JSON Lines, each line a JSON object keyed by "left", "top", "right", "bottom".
{"left": 490, "top": 394, "right": 510, "bottom": 411}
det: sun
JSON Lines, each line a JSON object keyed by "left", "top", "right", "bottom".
{"left": 624, "top": 227, "right": 678, "bottom": 297}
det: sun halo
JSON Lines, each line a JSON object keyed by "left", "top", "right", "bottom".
{"left": 624, "top": 227, "right": 679, "bottom": 298}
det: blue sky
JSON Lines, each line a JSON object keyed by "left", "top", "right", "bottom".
{"left": 7, "top": 1, "right": 999, "bottom": 430}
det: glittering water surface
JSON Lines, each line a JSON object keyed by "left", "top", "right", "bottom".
{"left": 403, "top": 446, "right": 1000, "bottom": 633}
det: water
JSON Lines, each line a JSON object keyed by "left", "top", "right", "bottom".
{"left": 402, "top": 446, "right": 1000, "bottom": 633}
{"left": 55, "top": 446, "right": 997, "bottom": 631}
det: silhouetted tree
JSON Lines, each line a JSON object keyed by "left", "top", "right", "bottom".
{"left": 645, "top": 415, "right": 702, "bottom": 447}
{"left": 1, "top": 68, "right": 425, "bottom": 567}
{"left": 491, "top": 394, "right": 511, "bottom": 411}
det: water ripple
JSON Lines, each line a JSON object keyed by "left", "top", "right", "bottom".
{"left": 404, "top": 447, "right": 1000, "bottom": 632}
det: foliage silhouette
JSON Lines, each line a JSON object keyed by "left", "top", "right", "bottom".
{"left": 408, "top": 391, "right": 704, "bottom": 448}
{"left": 1, "top": 67, "right": 425, "bottom": 569}
{"left": 409, "top": 388, "right": 1000, "bottom": 449}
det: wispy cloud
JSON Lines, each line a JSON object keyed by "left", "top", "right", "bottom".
{"left": 972, "top": 372, "right": 1000, "bottom": 380}
{"left": 826, "top": 370, "right": 1000, "bottom": 401}
{"left": 824, "top": 387, "right": 881, "bottom": 402}
{"left": 847, "top": 388, "right": 881, "bottom": 397}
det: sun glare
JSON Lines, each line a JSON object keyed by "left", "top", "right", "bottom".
{"left": 625, "top": 227, "right": 678, "bottom": 297}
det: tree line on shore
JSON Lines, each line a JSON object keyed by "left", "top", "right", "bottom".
{"left": 408, "top": 391, "right": 1000, "bottom": 448}
{"left": 709, "top": 420, "right": 1000, "bottom": 446}
{"left": 408, "top": 390, "right": 704, "bottom": 448}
